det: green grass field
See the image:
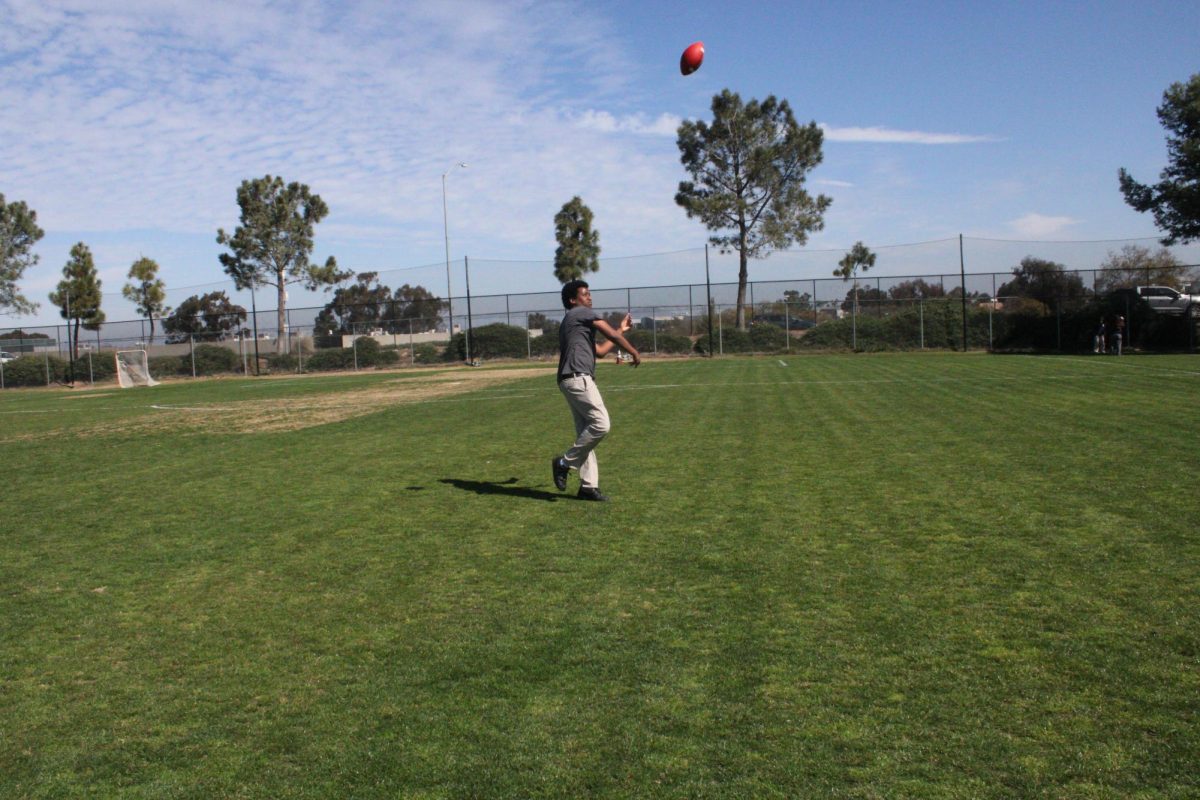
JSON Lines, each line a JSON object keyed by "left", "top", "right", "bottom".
{"left": 2, "top": 353, "right": 1197, "bottom": 799}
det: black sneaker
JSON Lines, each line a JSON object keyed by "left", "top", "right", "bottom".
{"left": 551, "top": 456, "right": 569, "bottom": 491}
{"left": 577, "top": 487, "right": 610, "bottom": 502}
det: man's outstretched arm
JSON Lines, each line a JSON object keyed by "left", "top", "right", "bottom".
{"left": 593, "top": 316, "right": 641, "bottom": 366}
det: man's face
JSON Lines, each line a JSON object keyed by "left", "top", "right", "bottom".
{"left": 573, "top": 287, "right": 593, "bottom": 308}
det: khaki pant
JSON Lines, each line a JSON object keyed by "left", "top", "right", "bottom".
{"left": 559, "top": 374, "right": 610, "bottom": 489}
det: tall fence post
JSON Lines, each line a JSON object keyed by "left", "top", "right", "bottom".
{"left": 353, "top": 336, "right": 359, "bottom": 371}
{"left": 652, "top": 307, "right": 657, "bottom": 354}
{"left": 688, "top": 285, "right": 694, "bottom": 336}
{"left": 785, "top": 301, "right": 791, "bottom": 352}
{"left": 718, "top": 306, "right": 723, "bottom": 355}
{"left": 988, "top": 303, "right": 994, "bottom": 351}
{"left": 1055, "top": 301, "right": 1062, "bottom": 352}
{"left": 44, "top": 351, "right": 50, "bottom": 386}
{"left": 409, "top": 318, "right": 415, "bottom": 365}
{"left": 919, "top": 298, "right": 925, "bottom": 349}
{"left": 959, "top": 234, "right": 968, "bottom": 351}
{"left": 705, "top": 244, "right": 714, "bottom": 358}
{"left": 991, "top": 274, "right": 998, "bottom": 352}
{"left": 526, "top": 313, "right": 532, "bottom": 361}
{"left": 1125, "top": 294, "right": 1133, "bottom": 349}
{"left": 189, "top": 334, "right": 196, "bottom": 378}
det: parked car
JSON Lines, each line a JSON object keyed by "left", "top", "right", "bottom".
{"left": 1136, "top": 286, "right": 1198, "bottom": 317}
{"left": 0, "top": 350, "right": 14, "bottom": 363}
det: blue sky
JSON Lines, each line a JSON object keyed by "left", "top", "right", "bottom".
{"left": 3, "top": 0, "right": 1199, "bottom": 327}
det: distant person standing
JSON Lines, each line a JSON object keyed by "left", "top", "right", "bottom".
{"left": 1094, "top": 318, "right": 1107, "bottom": 354}
{"left": 550, "top": 280, "right": 641, "bottom": 502}
{"left": 1113, "top": 315, "right": 1125, "bottom": 355}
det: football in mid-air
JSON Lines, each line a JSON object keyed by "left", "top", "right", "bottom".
{"left": 680, "top": 41, "right": 704, "bottom": 76}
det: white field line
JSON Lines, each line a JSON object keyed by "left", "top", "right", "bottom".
{"left": 0, "top": 410, "right": 51, "bottom": 414}
{"left": 150, "top": 404, "right": 240, "bottom": 411}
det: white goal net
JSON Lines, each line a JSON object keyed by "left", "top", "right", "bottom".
{"left": 115, "top": 350, "right": 159, "bottom": 388}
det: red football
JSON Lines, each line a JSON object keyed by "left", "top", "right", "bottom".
{"left": 680, "top": 41, "right": 704, "bottom": 76}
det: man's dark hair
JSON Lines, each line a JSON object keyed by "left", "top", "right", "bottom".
{"left": 561, "top": 279, "right": 588, "bottom": 310}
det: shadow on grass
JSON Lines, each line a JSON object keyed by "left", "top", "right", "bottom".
{"left": 439, "top": 477, "right": 560, "bottom": 502}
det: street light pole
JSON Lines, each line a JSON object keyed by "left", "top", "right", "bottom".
{"left": 442, "top": 161, "right": 467, "bottom": 352}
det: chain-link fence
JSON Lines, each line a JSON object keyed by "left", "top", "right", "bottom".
{"left": 3, "top": 295, "right": 1195, "bottom": 389}
{"left": 4, "top": 236, "right": 1199, "bottom": 386}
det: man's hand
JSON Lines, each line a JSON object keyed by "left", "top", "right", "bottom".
{"left": 619, "top": 312, "right": 633, "bottom": 334}
{"left": 594, "top": 318, "right": 642, "bottom": 367}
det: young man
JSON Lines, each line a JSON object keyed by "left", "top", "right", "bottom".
{"left": 551, "top": 280, "right": 641, "bottom": 501}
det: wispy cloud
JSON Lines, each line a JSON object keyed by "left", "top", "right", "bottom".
{"left": 1009, "top": 213, "right": 1081, "bottom": 238}
{"left": 572, "top": 110, "right": 682, "bottom": 137}
{"left": 821, "top": 125, "right": 1001, "bottom": 145}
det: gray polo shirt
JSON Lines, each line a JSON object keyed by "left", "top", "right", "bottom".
{"left": 557, "top": 306, "right": 600, "bottom": 381}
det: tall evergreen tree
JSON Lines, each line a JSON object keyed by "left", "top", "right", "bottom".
{"left": 1119, "top": 73, "right": 1200, "bottom": 245}
{"left": 217, "top": 175, "right": 351, "bottom": 353}
{"left": 0, "top": 193, "right": 44, "bottom": 315}
{"left": 49, "top": 242, "right": 105, "bottom": 360}
{"left": 122, "top": 257, "right": 169, "bottom": 344}
{"left": 676, "top": 90, "right": 832, "bottom": 329}
{"left": 553, "top": 196, "right": 601, "bottom": 284}
{"left": 833, "top": 241, "right": 876, "bottom": 350}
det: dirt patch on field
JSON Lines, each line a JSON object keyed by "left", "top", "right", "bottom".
{"left": 140, "top": 366, "right": 554, "bottom": 435}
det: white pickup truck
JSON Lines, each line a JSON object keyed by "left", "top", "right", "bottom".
{"left": 1136, "top": 286, "right": 1199, "bottom": 317}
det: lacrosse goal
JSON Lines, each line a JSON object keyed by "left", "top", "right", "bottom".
{"left": 115, "top": 350, "right": 159, "bottom": 388}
